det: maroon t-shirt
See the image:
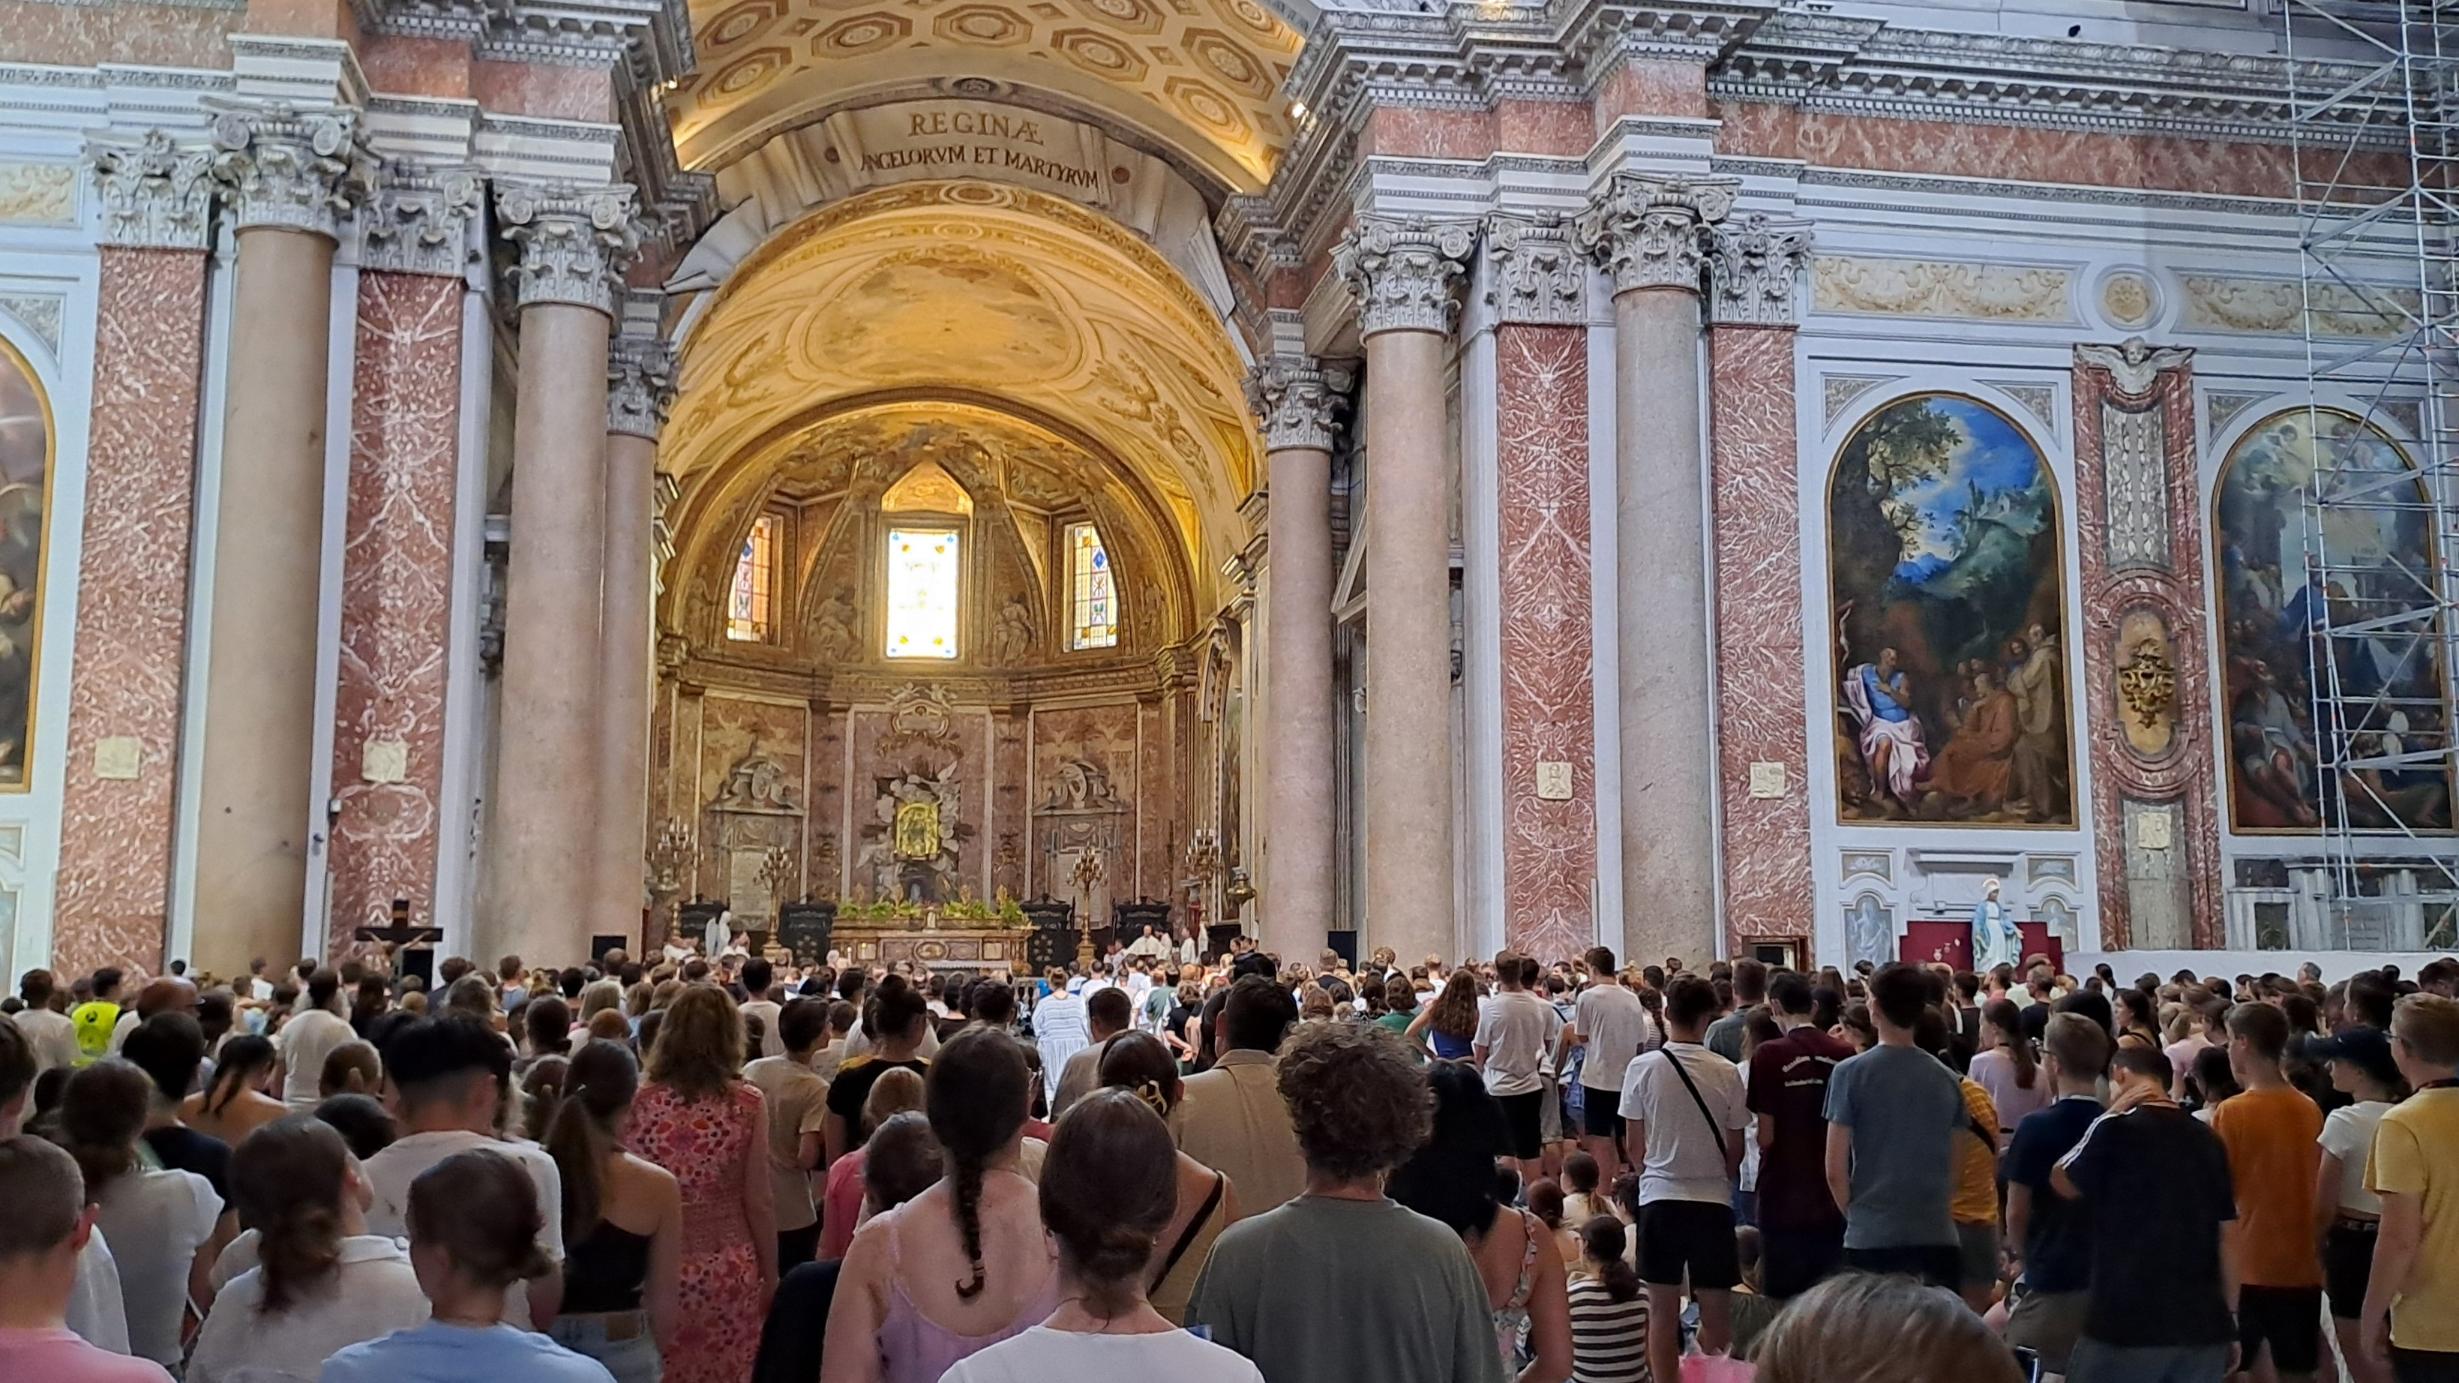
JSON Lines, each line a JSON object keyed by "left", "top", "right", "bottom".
{"left": 1747, "top": 1026, "right": 1854, "bottom": 1230}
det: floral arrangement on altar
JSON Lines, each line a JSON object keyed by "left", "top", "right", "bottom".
{"left": 837, "top": 888, "right": 1030, "bottom": 926}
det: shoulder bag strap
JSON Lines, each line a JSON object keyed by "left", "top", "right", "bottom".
{"left": 1658, "top": 1048, "right": 1730, "bottom": 1165}
{"left": 1151, "top": 1171, "right": 1228, "bottom": 1289}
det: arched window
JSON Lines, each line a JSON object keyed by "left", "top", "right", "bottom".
{"left": 1066, "top": 520, "right": 1117, "bottom": 650}
{"left": 885, "top": 526, "right": 961, "bottom": 659}
{"left": 725, "top": 512, "right": 779, "bottom": 642}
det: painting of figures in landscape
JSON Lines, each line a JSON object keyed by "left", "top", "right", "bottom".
{"left": 2215, "top": 409, "right": 2452, "bottom": 833}
{"left": 1831, "top": 394, "right": 2073, "bottom": 825}
{"left": 0, "top": 340, "right": 45, "bottom": 790}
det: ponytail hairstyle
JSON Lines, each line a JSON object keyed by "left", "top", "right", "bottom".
{"left": 1041, "top": 1089, "right": 1177, "bottom": 1321}
{"left": 1095, "top": 1030, "right": 1183, "bottom": 1116}
{"left": 924, "top": 1026, "right": 1030, "bottom": 1301}
{"left": 55, "top": 1060, "right": 150, "bottom": 1201}
{"left": 1983, "top": 999, "right": 2036, "bottom": 1089}
{"left": 544, "top": 1040, "right": 640, "bottom": 1241}
{"left": 1580, "top": 1215, "right": 1641, "bottom": 1303}
{"left": 231, "top": 1116, "right": 351, "bottom": 1314}
{"left": 406, "top": 1149, "right": 554, "bottom": 1291}
{"left": 204, "top": 1034, "right": 277, "bottom": 1116}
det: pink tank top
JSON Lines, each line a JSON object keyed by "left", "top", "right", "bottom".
{"left": 874, "top": 1199, "right": 1062, "bottom": 1383}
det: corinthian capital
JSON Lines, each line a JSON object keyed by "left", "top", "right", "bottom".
{"left": 1482, "top": 213, "right": 1587, "bottom": 325}
{"left": 1335, "top": 216, "right": 1477, "bottom": 338}
{"left": 206, "top": 102, "right": 375, "bottom": 240}
{"left": 361, "top": 166, "right": 482, "bottom": 277}
{"left": 494, "top": 182, "right": 640, "bottom": 315}
{"left": 1708, "top": 213, "right": 1813, "bottom": 327}
{"left": 608, "top": 336, "right": 677, "bottom": 439}
{"left": 86, "top": 130, "right": 217, "bottom": 250}
{"left": 1244, "top": 357, "right": 1352, "bottom": 453}
{"left": 1573, "top": 173, "right": 1739, "bottom": 297}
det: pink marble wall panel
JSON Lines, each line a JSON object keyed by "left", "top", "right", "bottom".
{"left": 1708, "top": 326, "right": 1816, "bottom": 946}
{"left": 1496, "top": 100, "right": 1596, "bottom": 158}
{"left": 472, "top": 60, "right": 614, "bottom": 122}
{"left": 805, "top": 702, "right": 845, "bottom": 896}
{"left": 1137, "top": 699, "right": 1167, "bottom": 902}
{"left": 1712, "top": 101, "right": 2408, "bottom": 199}
{"left": 0, "top": 2, "right": 240, "bottom": 67}
{"left": 842, "top": 702, "right": 985, "bottom": 897}
{"left": 52, "top": 248, "right": 207, "bottom": 979}
{"left": 1361, "top": 106, "right": 1497, "bottom": 161}
{"left": 1494, "top": 325, "right": 1597, "bottom": 964}
{"left": 326, "top": 272, "right": 462, "bottom": 955}
{"left": 1595, "top": 59, "right": 1709, "bottom": 124}
{"left": 991, "top": 708, "right": 1028, "bottom": 899}
{"left": 1030, "top": 701, "right": 1141, "bottom": 897}
{"left": 2071, "top": 359, "right": 2224, "bottom": 948}
{"left": 358, "top": 36, "right": 473, "bottom": 100}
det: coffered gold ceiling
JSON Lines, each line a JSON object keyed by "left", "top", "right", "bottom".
{"left": 663, "top": 181, "right": 1260, "bottom": 601}
{"left": 670, "top": 0, "right": 1305, "bottom": 189}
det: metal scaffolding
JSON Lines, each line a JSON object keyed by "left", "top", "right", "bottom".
{"left": 2278, "top": 0, "right": 2459, "bottom": 952}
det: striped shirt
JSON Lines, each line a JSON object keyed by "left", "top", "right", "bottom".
{"left": 1567, "top": 1277, "right": 1651, "bottom": 1383}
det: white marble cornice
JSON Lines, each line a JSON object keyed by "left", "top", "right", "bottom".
{"left": 360, "top": 163, "right": 481, "bottom": 276}
{"left": 1708, "top": 212, "right": 1811, "bottom": 327}
{"left": 205, "top": 100, "right": 376, "bottom": 240}
{"left": 1482, "top": 212, "right": 1587, "bottom": 325}
{"left": 607, "top": 333, "right": 676, "bottom": 438}
{"left": 1335, "top": 216, "right": 1478, "bottom": 337}
{"left": 1245, "top": 357, "right": 1354, "bottom": 453}
{"left": 495, "top": 180, "right": 639, "bottom": 314}
{"left": 85, "top": 129, "right": 217, "bottom": 251}
{"left": 1574, "top": 173, "right": 1736, "bottom": 297}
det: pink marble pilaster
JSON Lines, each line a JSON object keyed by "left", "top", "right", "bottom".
{"left": 1708, "top": 325, "right": 1816, "bottom": 947}
{"left": 1494, "top": 324, "right": 1598, "bottom": 963}
{"left": 2071, "top": 350, "right": 2223, "bottom": 949}
{"left": 326, "top": 271, "right": 462, "bottom": 953}
{"left": 51, "top": 247, "right": 207, "bottom": 978}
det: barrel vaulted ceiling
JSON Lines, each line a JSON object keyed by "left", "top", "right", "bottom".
{"left": 670, "top": 0, "right": 1307, "bottom": 189}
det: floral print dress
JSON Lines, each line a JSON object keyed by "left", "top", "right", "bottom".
{"left": 625, "top": 1080, "right": 766, "bottom": 1383}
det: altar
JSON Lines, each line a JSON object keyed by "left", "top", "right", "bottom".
{"left": 830, "top": 900, "right": 1036, "bottom": 976}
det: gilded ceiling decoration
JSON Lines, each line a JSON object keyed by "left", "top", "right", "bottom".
{"left": 664, "top": 181, "right": 1258, "bottom": 608}
{"left": 669, "top": 0, "right": 1304, "bottom": 189}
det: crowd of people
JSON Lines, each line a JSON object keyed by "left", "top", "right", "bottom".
{"left": 0, "top": 936, "right": 2456, "bottom": 1383}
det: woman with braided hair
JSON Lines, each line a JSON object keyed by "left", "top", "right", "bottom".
{"left": 821, "top": 1026, "right": 1059, "bottom": 1383}
{"left": 1095, "top": 1030, "right": 1241, "bottom": 1325}
{"left": 187, "top": 1116, "right": 428, "bottom": 1383}
{"left": 941, "top": 1089, "right": 1264, "bottom": 1382}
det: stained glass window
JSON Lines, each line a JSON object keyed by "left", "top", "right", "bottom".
{"left": 885, "top": 526, "right": 961, "bottom": 659}
{"left": 725, "top": 513, "right": 777, "bottom": 642}
{"left": 1067, "top": 521, "right": 1117, "bottom": 650}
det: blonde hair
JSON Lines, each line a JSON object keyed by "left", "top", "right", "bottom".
{"left": 1752, "top": 1273, "right": 2023, "bottom": 1383}
{"left": 2394, "top": 993, "right": 2459, "bottom": 1069}
{"left": 647, "top": 984, "right": 744, "bottom": 1100}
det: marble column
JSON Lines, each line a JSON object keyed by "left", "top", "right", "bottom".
{"left": 596, "top": 334, "right": 672, "bottom": 950}
{"left": 324, "top": 171, "right": 481, "bottom": 955}
{"left": 1480, "top": 214, "right": 1598, "bottom": 965}
{"left": 1245, "top": 358, "right": 1347, "bottom": 962}
{"left": 1575, "top": 173, "right": 1736, "bottom": 969}
{"left": 189, "top": 104, "right": 373, "bottom": 974}
{"left": 50, "top": 133, "right": 218, "bottom": 978}
{"left": 1335, "top": 217, "right": 1472, "bottom": 967}
{"left": 1705, "top": 214, "right": 1818, "bottom": 955}
{"left": 485, "top": 182, "right": 637, "bottom": 967}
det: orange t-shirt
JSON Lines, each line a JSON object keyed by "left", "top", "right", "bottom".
{"left": 2212, "top": 1083, "right": 2325, "bottom": 1288}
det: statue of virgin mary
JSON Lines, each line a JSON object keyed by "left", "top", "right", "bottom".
{"left": 1971, "top": 877, "right": 2021, "bottom": 973}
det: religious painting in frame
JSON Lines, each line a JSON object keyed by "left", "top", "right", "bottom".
{"left": 2213, "top": 407, "right": 2452, "bottom": 834}
{"left": 1830, "top": 393, "right": 2075, "bottom": 826}
{"left": 0, "top": 334, "right": 49, "bottom": 792}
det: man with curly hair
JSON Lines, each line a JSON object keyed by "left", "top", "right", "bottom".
{"left": 1187, "top": 1021, "right": 1507, "bottom": 1383}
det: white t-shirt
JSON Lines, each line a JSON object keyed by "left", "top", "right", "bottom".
{"left": 186, "top": 1236, "right": 430, "bottom": 1383}
{"left": 95, "top": 1168, "right": 223, "bottom": 1366}
{"left": 363, "top": 1130, "right": 564, "bottom": 1327}
{"left": 273, "top": 1007, "right": 357, "bottom": 1110}
{"left": 1618, "top": 1042, "right": 1749, "bottom": 1206}
{"left": 940, "top": 1325, "right": 1265, "bottom": 1383}
{"left": 2320, "top": 1099, "right": 2397, "bottom": 1215}
{"left": 1474, "top": 990, "right": 1564, "bottom": 1098}
{"left": 1572, "top": 985, "right": 1653, "bottom": 1093}
{"left": 13, "top": 1007, "right": 79, "bottom": 1074}
{"left": 742, "top": 998, "right": 784, "bottom": 1060}
{"left": 68, "top": 1226, "right": 131, "bottom": 1354}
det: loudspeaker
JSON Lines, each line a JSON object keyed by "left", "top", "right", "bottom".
{"left": 591, "top": 934, "right": 628, "bottom": 964}
{"left": 1324, "top": 931, "right": 1358, "bottom": 968}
